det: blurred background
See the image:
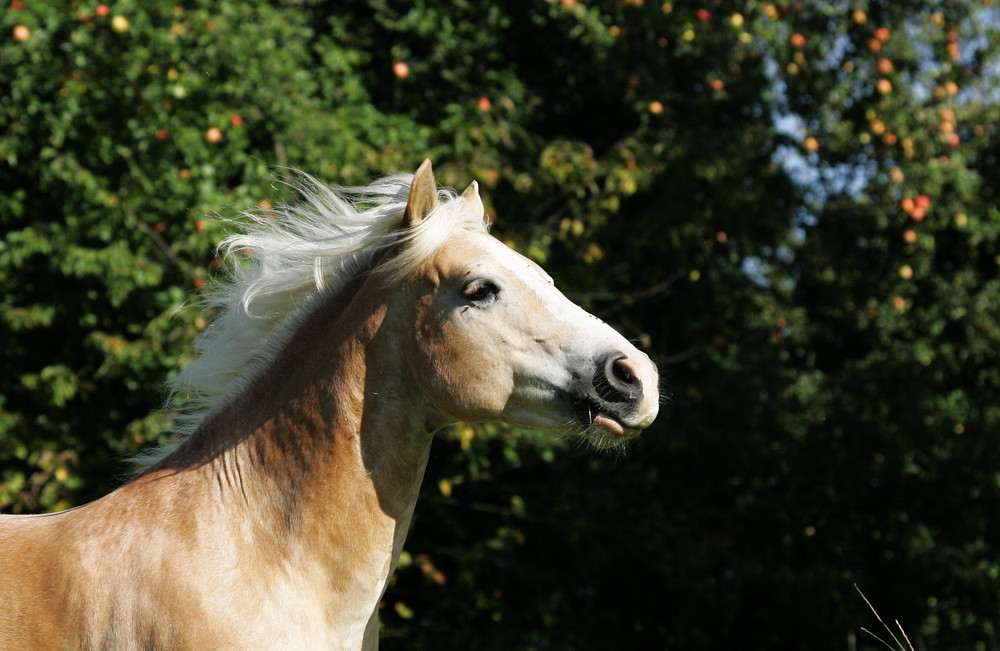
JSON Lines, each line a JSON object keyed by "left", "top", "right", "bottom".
{"left": 2, "top": 1, "right": 1000, "bottom": 648}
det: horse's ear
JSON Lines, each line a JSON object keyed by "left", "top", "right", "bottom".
{"left": 460, "top": 180, "right": 485, "bottom": 221}
{"left": 401, "top": 159, "right": 439, "bottom": 227}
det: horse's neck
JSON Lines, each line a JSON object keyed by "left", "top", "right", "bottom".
{"left": 151, "top": 280, "right": 433, "bottom": 621}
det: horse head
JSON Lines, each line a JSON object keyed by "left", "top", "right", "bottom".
{"left": 393, "top": 160, "right": 660, "bottom": 449}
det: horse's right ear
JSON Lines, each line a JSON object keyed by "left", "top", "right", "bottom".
{"left": 401, "top": 159, "right": 439, "bottom": 227}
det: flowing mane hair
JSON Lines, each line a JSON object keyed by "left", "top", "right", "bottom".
{"left": 144, "top": 171, "right": 488, "bottom": 465}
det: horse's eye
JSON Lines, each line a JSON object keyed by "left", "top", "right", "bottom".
{"left": 463, "top": 279, "right": 499, "bottom": 303}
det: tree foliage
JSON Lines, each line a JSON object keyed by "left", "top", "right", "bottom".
{"left": 2, "top": 0, "right": 999, "bottom": 648}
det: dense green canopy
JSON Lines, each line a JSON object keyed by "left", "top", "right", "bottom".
{"left": 2, "top": 1, "right": 999, "bottom": 648}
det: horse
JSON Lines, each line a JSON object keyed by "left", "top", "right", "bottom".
{"left": 0, "top": 160, "right": 659, "bottom": 650}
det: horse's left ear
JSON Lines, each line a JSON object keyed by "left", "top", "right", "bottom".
{"left": 401, "top": 159, "right": 439, "bottom": 227}
{"left": 460, "top": 180, "right": 485, "bottom": 220}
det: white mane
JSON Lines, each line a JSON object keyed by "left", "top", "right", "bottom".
{"left": 147, "top": 171, "right": 487, "bottom": 463}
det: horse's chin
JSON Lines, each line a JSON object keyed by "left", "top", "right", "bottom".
{"left": 495, "top": 398, "right": 645, "bottom": 449}
{"left": 566, "top": 395, "right": 637, "bottom": 443}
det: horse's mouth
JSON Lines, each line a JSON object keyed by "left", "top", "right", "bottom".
{"left": 573, "top": 396, "right": 642, "bottom": 442}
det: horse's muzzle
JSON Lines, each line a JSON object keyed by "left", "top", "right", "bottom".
{"left": 572, "top": 350, "right": 659, "bottom": 437}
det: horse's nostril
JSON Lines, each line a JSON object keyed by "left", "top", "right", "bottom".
{"left": 611, "top": 357, "right": 639, "bottom": 387}
{"left": 595, "top": 353, "right": 643, "bottom": 404}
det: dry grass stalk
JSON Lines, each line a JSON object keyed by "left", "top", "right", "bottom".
{"left": 856, "top": 584, "right": 916, "bottom": 651}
